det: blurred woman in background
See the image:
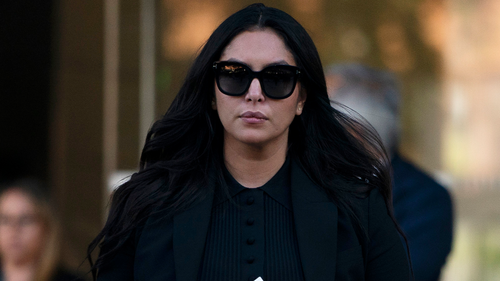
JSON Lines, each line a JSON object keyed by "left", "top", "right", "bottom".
{"left": 0, "top": 179, "right": 80, "bottom": 281}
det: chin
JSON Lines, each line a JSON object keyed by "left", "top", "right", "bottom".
{"left": 240, "top": 137, "right": 269, "bottom": 146}
{"left": 225, "top": 128, "right": 287, "bottom": 148}
{"left": 241, "top": 135, "right": 284, "bottom": 148}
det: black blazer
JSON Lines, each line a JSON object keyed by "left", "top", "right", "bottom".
{"left": 98, "top": 161, "right": 409, "bottom": 281}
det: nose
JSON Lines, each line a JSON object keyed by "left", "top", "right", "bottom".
{"left": 245, "top": 78, "right": 265, "bottom": 102}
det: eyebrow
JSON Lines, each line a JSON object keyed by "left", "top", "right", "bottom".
{"left": 225, "top": 58, "right": 293, "bottom": 69}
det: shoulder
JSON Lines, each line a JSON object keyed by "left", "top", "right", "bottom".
{"left": 335, "top": 188, "right": 410, "bottom": 279}
{"left": 356, "top": 189, "right": 411, "bottom": 279}
{"left": 391, "top": 153, "right": 452, "bottom": 216}
{"left": 346, "top": 188, "right": 405, "bottom": 257}
{"left": 392, "top": 153, "right": 449, "bottom": 196}
{"left": 349, "top": 188, "right": 393, "bottom": 232}
{"left": 52, "top": 267, "right": 86, "bottom": 281}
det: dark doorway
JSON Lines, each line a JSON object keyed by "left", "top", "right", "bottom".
{"left": 0, "top": 2, "right": 53, "bottom": 183}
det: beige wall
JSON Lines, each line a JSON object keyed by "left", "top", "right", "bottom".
{"left": 51, "top": 0, "right": 144, "bottom": 269}
{"left": 51, "top": 1, "right": 105, "bottom": 268}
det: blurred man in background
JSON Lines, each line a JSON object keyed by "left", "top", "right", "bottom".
{"left": 326, "top": 63, "right": 453, "bottom": 281}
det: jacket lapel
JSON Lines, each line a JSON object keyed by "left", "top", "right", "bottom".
{"left": 291, "top": 161, "right": 338, "bottom": 281}
{"left": 171, "top": 162, "right": 338, "bottom": 281}
{"left": 173, "top": 190, "right": 214, "bottom": 281}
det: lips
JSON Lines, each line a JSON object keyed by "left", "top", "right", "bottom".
{"left": 240, "top": 111, "right": 268, "bottom": 123}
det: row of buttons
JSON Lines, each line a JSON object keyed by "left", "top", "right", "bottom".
{"left": 246, "top": 196, "right": 256, "bottom": 266}
{"left": 243, "top": 194, "right": 261, "bottom": 280}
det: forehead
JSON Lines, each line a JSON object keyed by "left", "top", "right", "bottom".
{"left": 220, "top": 28, "right": 295, "bottom": 68}
{"left": 0, "top": 189, "right": 36, "bottom": 215}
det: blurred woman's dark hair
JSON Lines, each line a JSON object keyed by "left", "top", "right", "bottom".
{"left": 88, "top": 3, "right": 398, "bottom": 277}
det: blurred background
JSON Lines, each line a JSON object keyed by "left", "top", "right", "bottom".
{"left": 1, "top": 0, "right": 499, "bottom": 279}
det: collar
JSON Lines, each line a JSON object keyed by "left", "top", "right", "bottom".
{"left": 215, "top": 156, "right": 292, "bottom": 210}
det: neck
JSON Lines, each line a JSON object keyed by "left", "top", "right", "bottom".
{"left": 2, "top": 260, "right": 37, "bottom": 281}
{"left": 223, "top": 137, "right": 288, "bottom": 188}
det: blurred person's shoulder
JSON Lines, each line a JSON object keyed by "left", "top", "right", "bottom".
{"left": 52, "top": 267, "right": 89, "bottom": 281}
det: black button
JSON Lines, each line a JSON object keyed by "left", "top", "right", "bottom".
{"left": 247, "top": 256, "right": 255, "bottom": 264}
{"left": 246, "top": 197, "right": 255, "bottom": 205}
{"left": 246, "top": 218, "right": 255, "bottom": 225}
{"left": 247, "top": 238, "right": 255, "bottom": 245}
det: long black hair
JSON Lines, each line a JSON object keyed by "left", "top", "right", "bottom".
{"left": 87, "top": 3, "right": 399, "bottom": 278}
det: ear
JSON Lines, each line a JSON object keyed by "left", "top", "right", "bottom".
{"left": 211, "top": 98, "right": 217, "bottom": 110}
{"left": 296, "top": 89, "right": 307, "bottom": 115}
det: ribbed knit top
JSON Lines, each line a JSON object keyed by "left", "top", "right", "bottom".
{"left": 198, "top": 158, "right": 305, "bottom": 281}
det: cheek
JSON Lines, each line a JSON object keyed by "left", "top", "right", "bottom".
{"left": 273, "top": 101, "right": 299, "bottom": 129}
{"left": 22, "top": 224, "right": 45, "bottom": 244}
{"left": 0, "top": 228, "right": 9, "bottom": 248}
{"left": 215, "top": 93, "right": 235, "bottom": 119}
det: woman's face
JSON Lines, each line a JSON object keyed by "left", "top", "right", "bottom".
{"left": 0, "top": 189, "right": 45, "bottom": 265}
{"left": 213, "top": 28, "right": 306, "bottom": 149}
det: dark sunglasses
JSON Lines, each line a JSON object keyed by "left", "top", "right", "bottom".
{"left": 213, "top": 61, "right": 301, "bottom": 99}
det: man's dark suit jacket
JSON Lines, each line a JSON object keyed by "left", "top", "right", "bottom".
{"left": 98, "top": 160, "right": 409, "bottom": 281}
{"left": 392, "top": 153, "right": 453, "bottom": 281}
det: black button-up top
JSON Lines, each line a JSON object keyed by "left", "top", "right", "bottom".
{"left": 198, "top": 158, "right": 305, "bottom": 281}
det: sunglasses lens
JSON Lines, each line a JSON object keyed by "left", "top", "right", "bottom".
{"left": 217, "top": 64, "right": 250, "bottom": 96}
{"left": 261, "top": 67, "right": 297, "bottom": 98}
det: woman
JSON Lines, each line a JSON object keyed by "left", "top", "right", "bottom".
{"left": 0, "top": 179, "right": 81, "bottom": 281}
{"left": 89, "top": 3, "right": 410, "bottom": 280}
